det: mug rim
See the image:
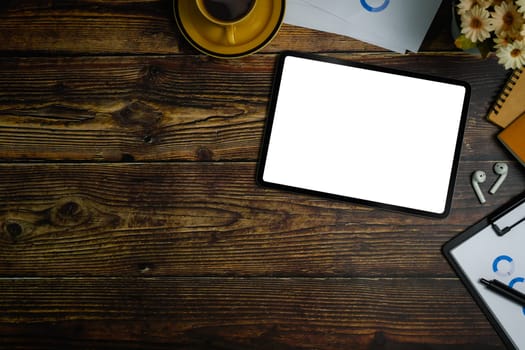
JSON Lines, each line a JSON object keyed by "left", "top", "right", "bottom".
{"left": 195, "top": 0, "right": 256, "bottom": 26}
{"left": 174, "top": 0, "right": 286, "bottom": 59}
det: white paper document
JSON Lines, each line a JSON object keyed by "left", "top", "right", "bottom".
{"left": 285, "top": 0, "right": 443, "bottom": 53}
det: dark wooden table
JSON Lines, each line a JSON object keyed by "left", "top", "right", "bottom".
{"left": 1, "top": 1, "right": 525, "bottom": 349}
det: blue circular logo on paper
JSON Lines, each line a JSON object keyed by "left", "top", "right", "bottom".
{"left": 492, "top": 255, "right": 515, "bottom": 277}
{"left": 360, "top": 0, "right": 390, "bottom": 12}
{"left": 509, "top": 277, "right": 525, "bottom": 316}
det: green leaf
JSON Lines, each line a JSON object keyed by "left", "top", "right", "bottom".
{"left": 454, "top": 35, "right": 478, "bottom": 50}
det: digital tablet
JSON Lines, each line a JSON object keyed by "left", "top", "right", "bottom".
{"left": 257, "top": 52, "right": 471, "bottom": 217}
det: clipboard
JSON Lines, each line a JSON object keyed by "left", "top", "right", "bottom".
{"left": 443, "top": 193, "right": 525, "bottom": 350}
{"left": 257, "top": 52, "right": 471, "bottom": 218}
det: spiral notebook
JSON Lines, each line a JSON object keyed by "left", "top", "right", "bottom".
{"left": 488, "top": 69, "right": 525, "bottom": 128}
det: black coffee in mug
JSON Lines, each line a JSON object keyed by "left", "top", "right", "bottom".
{"left": 203, "top": 0, "right": 255, "bottom": 22}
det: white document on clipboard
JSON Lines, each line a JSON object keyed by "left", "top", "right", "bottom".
{"left": 444, "top": 195, "right": 525, "bottom": 350}
{"left": 284, "top": 0, "right": 443, "bottom": 53}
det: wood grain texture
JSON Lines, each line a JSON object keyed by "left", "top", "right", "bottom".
{"left": 1, "top": 162, "right": 524, "bottom": 277}
{"left": 0, "top": 53, "right": 511, "bottom": 161}
{"left": 0, "top": 0, "right": 521, "bottom": 348}
{"left": 0, "top": 0, "right": 457, "bottom": 55}
{"left": 0, "top": 277, "right": 502, "bottom": 349}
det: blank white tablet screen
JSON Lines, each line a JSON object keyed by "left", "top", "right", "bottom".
{"left": 262, "top": 55, "right": 468, "bottom": 215}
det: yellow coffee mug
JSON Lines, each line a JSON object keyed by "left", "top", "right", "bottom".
{"left": 195, "top": 0, "right": 256, "bottom": 45}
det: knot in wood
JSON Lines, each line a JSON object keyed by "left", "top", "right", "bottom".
{"left": 59, "top": 201, "right": 81, "bottom": 218}
{"left": 50, "top": 198, "right": 89, "bottom": 227}
{"left": 5, "top": 222, "right": 23, "bottom": 241}
{"left": 196, "top": 147, "right": 214, "bottom": 161}
{"left": 114, "top": 101, "right": 163, "bottom": 128}
{"left": 140, "top": 65, "right": 164, "bottom": 89}
{"left": 3, "top": 220, "right": 34, "bottom": 243}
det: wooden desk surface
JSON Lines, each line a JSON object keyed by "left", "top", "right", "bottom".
{"left": 1, "top": 1, "right": 525, "bottom": 349}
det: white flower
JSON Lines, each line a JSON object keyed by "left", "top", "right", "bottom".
{"left": 496, "top": 39, "right": 525, "bottom": 69}
{"left": 455, "top": 0, "right": 525, "bottom": 69}
{"left": 490, "top": 2, "right": 524, "bottom": 37}
{"left": 461, "top": 6, "right": 492, "bottom": 42}
{"left": 457, "top": 0, "right": 491, "bottom": 15}
{"left": 516, "top": 0, "right": 525, "bottom": 13}
{"left": 494, "top": 36, "right": 512, "bottom": 48}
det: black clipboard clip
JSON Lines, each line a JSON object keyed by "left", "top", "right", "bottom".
{"left": 489, "top": 194, "right": 525, "bottom": 236}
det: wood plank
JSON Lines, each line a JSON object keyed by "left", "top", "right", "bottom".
{"left": 0, "top": 0, "right": 457, "bottom": 55}
{"left": 0, "top": 0, "right": 388, "bottom": 55}
{"left": 2, "top": 2, "right": 516, "bottom": 349}
{"left": 0, "top": 0, "right": 186, "bottom": 55}
{"left": 0, "top": 53, "right": 511, "bottom": 161}
{"left": 1, "top": 162, "right": 524, "bottom": 277}
{"left": 0, "top": 277, "right": 503, "bottom": 349}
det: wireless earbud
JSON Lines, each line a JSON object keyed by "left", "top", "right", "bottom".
{"left": 489, "top": 162, "right": 508, "bottom": 194}
{"left": 471, "top": 170, "right": 487, "bottom": 204}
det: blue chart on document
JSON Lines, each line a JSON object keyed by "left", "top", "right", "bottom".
{"left": 492, "top": 254, "right": 525, "bottom": 315}
{"left": 360, "top": 0, "right": 390, "bottom": 13}
{"left": 284, "top": 0, "right": 442, "bottom": 53}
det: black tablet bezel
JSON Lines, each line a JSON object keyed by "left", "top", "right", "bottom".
{"left": 257, "top": 51, "right": 471, "bottom": 218}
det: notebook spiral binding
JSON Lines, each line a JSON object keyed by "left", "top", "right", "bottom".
{"left": 493, "top": 69, "right": 522, "bottom": 114}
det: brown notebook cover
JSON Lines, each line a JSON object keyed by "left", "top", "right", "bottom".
{"left": 498, "top": 112, "right": 525, "bottom": 166}
{"left": 488, "top": 69, "right": 525, "bottom": 128}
